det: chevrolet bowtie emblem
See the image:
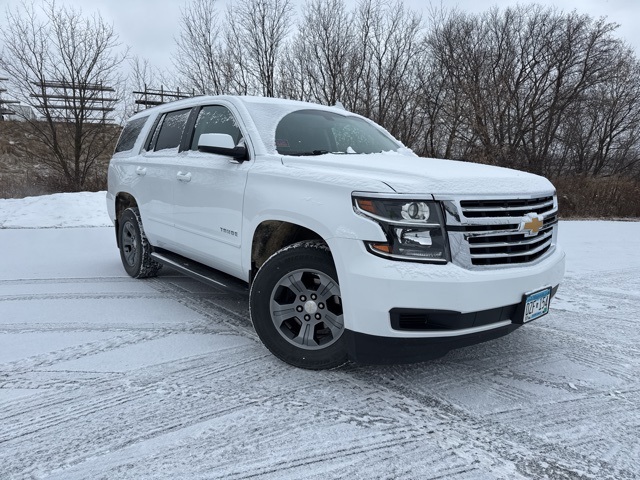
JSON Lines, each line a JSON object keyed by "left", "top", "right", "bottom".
{"left": 521, "top": 215, "right": 543, "bottom": 237}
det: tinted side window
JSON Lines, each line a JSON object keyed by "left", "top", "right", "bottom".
{"left": 190, "top": 105, "right": 242, "bottom": 150}
{"left": 154, "top": 108, "right": 191, "bottom": 151}
{"left": 145, "top": 115, "right": 163, "bottom": 151}
{"left": 115, "top": 116, "right": 148, "bottom": 153}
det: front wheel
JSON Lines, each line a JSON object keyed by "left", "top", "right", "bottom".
{"left": 249, "top": 241, "right": 348, "bottom": 370}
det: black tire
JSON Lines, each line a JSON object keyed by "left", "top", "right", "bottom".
{"left": 250, "top": 241, "right": 348, "bottom": 370}
{"left": 118, "top": 207, "right": 161, "bottom": 279}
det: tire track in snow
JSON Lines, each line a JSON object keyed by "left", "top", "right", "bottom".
{"left": 2, "top": 257, "right": 638, "bottom": 478}
{"left": 146, "top": 276, "right": 256, "bottom": 339}
{"left": 0, "top": 292, "right": 168, "bottom": 302}
{"left": 0, "top": 356, "right": 320, "bottom": 478}
{"left": 0, "top": 277, "right": 133, "bottom": 284}
{"left": 0, "top": 330, "right": 167, "bottom": 374}
{"left": 350, "top": 368, "right": 636, "bottom": 479}
{"left": 139, "top": 269, "right": 640, "bottom": 478}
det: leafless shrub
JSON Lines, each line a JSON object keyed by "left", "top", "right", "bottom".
{"left": 554, "top": 176, "right": 640, "bottom": 218}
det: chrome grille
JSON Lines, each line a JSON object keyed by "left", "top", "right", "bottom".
{"left": 443, "top": 195, "right": 559, "bottom": 268}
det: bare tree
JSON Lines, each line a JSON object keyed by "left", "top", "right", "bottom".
{"left": 558, "top": 50, "right": 640, "bottom": 177}
{"left": 170, "top": 0, "right": 640, "bottom": 215}
{"left": 0, "top": 1, "right": 126, "bottom": 191}
{"left": 121, "top": 55, "right": 156, "bottom": 118}
{"left": 351, "top": 0, "right": 426, "bottom": 145}
{"left": 283, "top": 0, "right": 356, "bottom": 105}
{"left": 174, "top": 0, "right": 292, "bottom": 96}
{"left": 173, "top": 0, "right": 229, "bottom": 95}
{"left": 277, "top": 39, "right": 311, "bottom": 101}
{"left": 129, "top": 56, "right": 157, "bottom": 93}
{"left": 427, "top": 5, "right": 624, "bottom": 175}
{"left": 413, "top": 51, "right": 470, "bottom": 159}
{"left": 226, "top": 0, "right": 293, "bottom": 97}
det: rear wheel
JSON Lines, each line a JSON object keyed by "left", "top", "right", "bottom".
{"left": 118, "top": 207, "right": 161, "bottom": 278}
{"left": 250, "top": 241, "right": 347, "bottom": 369}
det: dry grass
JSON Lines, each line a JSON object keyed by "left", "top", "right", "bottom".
{"left": 0, "top": 120, "right": 109, "bottom": 198}
{"left": 554, "top": 176, "right": 640, "bottom": 219}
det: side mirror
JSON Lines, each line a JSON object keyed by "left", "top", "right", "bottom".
{"left": 198, "top": 133, "right": 248, "bottom": 161}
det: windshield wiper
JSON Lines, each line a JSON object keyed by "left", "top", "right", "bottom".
{"left": 287, "top": 150, "right": 329, "bottom": 156}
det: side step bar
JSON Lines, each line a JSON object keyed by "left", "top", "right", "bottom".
{"left": 151, "top": 250, "right": 249, "bottom": 296}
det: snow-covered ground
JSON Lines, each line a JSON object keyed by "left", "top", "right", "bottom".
{"left": 0, "top": 192, "right": 112, "bottom": 229}
{"left": 0, "top": 192, "right": 638, "bottom": 479}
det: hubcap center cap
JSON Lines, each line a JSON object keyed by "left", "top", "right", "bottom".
{"left": 304, "top": 300, "right": 318, "bottom": 314}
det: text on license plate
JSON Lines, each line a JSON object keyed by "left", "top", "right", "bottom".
{"left": 523, "top": 288, "right": 551, "bottom": 323}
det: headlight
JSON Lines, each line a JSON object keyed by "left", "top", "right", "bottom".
{"left": 353, "top": 195, "right": 450, "bottom": 263}
{"left": 402, "top": 201, "right": 430, "bottom": 221}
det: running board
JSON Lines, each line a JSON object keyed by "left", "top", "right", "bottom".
{"left": 151, "top": 250, "right": 249, "bottom": 296}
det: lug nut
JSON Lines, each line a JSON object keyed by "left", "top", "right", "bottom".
{"left": 304, "top": 314, "right": 311, "bottom": 321}
{"left": 296, "top": 306, "right": 303, "bottom": 312}
{"left": 315, "top": 313, "right": 322, "bottom": 320}
{"left": 318, "top": 303, "right": 325, "bottom": 309}
{"left": 300, "top": 295, "right": 307, "bottom": 302}
{"left": 311, "top": 294, "right": 317, "bottom": 300}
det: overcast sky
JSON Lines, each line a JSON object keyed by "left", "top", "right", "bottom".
{"left": 1, "top": 0, "right": 639, "bottom": 75}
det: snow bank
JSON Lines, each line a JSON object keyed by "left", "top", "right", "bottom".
{"left": 0, "top": 191, "right": 112, "bottom": 229}
{"left": 558, "top": 220, "right": 640, "bottom": 275}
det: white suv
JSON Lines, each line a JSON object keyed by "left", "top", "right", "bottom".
{"left": 107, "top": 95, "right": 565, "bottom": 369}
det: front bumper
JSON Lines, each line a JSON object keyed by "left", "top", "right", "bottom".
{"left": 329, "top": 237, "right": 565, "bottom": 360}
{"left": 344, "top": 323, "right": 522, "bottom": 364}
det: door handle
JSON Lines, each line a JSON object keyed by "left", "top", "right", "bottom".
{"left": 135, "top": 166, "right": 147, "bottom": 176}
{"left": 176, "top": 171, "right": 192, "bottom": 182}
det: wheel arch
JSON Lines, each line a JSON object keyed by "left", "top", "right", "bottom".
{"left": 250, "top": 220, "right": 329, "bottom": 283}
{"left": 114, "top": 192, "right": 138, "bottom": 248}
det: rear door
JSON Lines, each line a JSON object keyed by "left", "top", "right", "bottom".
{"left": 137, "top": 108, "right": 192, "bottom": 248}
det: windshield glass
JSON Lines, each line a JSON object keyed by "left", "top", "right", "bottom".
{"left": 275, "top": 109, "right": 400, "bottom": 156}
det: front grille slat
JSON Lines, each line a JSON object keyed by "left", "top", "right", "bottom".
{"left": 472, "top": 245, "right": 551, "bottom": 265}
{"left": 460, "top": 196, "right": 554, "bottom": 218}
{"left": 468, "top": 229, "right": 553, "bottom": 249}
{"left": 462, "top": 199, "right": 554, "bottom": 213}
{"left": 453, "top": 195, "right": 557, "bottom": 267}
{"left": 470, "top": 238, "right": 551, "bottom": 259}
{"left": 459, "top": 224, "right": 520, "bottom": 234}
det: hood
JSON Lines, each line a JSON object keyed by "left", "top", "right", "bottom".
{"left": 281, "top": 152, "right": 554, "bottom": 196}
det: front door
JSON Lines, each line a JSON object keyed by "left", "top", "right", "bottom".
{"left": 171, "top": 104, "right": 250, "bottom": 278}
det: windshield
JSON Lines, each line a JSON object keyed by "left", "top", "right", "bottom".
{"left": 275, "top": 109, "right": 400, "bottom": 156}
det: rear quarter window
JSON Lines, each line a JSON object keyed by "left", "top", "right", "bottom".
{"left": 115, "top": 116, "right": 148, "bottom": 153}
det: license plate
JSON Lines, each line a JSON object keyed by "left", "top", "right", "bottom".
{"left": 523, "top": 287, "right": 551, "bottom": 323}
